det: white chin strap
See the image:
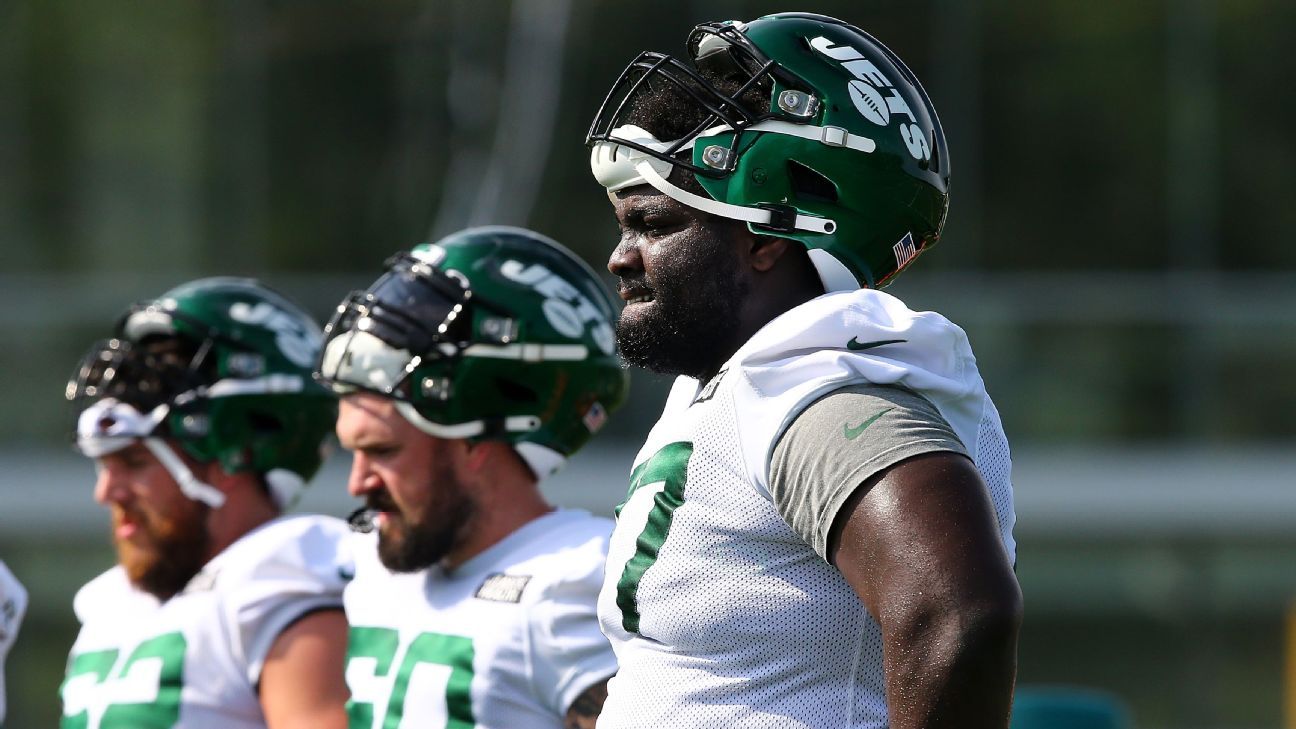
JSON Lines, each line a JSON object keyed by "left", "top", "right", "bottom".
{"left": 590, "top": 120, "right": 876, "bottom": 237}
{"left": 591, "top": 123, "right": 866, "bottom": 291}
{"left": 632, "top": 161, "right": 836, "bottom": 235}
{"left": 76, "top": 399, "right": 227, "bottom": 508}
{"left": 394, "top": 402, "right": 541, "bottom": 441}
{"left": 394, "top": 403, "right": 566, "bottom": 481}
{"left": 140, "top": 438, "right": 226, "bottom": 508}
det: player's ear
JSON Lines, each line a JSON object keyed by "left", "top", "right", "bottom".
{"left": 461, "top": 440, "right": 494, "bottom": 473}
{"left": 189, "top": 450, "right": 236, "bottom": 491}
{"left": 748, "top": 234, "right": 798, "bottom": 273}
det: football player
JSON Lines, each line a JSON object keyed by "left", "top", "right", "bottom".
{"left": 315, "top": 227, "right": 628, "bottom": 729}
{"left": 0, "top": 560, "right": 27, "bottom": 727}
{"left": 585, "top": 12, "right": 1022, "bottom": 728}
{"left": 62, "top": 278, "right": 350, "bottom": 729}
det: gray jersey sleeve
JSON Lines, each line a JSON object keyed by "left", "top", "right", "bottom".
{"left": 769, "top": 383, "right": 968, "bottom": 561}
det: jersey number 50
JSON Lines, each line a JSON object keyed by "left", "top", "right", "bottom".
{"left": 345, "top": 627, "right": 475, "bottom": 728}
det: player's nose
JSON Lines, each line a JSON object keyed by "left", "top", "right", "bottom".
{"left": 607, "top": 236, "right": 643, "bottom": 278}
{"left": 93, "top": 466, "right": 128, "bottom": 506}
{"left": 345, "top": 453, "right": 380, "bottom": 498}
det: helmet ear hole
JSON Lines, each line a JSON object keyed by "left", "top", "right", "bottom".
{"left": 786, "top": 159, "right": 838, "bottom": 204}
{"left": 494, "top": 377, "right": 538, "bottom": 404}
{"left": 247, "top": 410, "right": 283, "bottom": 435}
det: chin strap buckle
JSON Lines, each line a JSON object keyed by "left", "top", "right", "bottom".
{"left": 752, "top": 203, "right": 799, "bottom": 233}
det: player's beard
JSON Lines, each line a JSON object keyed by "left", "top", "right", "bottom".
{"left": 371, "top": 456, "right": 476, "bottom": 573}
{"left": 615, "top": 229, "right": 749, "bottom": 381}
{"left": 113, "top": 500, "right": 211, "bottom": 601}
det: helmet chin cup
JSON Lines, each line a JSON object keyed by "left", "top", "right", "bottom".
{"left": 589, "top": 125, "right": 678, "bottom": 193}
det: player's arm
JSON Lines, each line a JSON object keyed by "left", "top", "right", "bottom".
{"left": 526, "top": 534, "right": 616, "bottom": 728}
{"left": 258, "top": 608, "right": 350, "bottom": 729}
{"left": 564, "top": 677, "right": 609, "bottom": 729}
{"left": 770, "top": 384, "right": 1021, "bottom": 728}
{"left": 829, "top": 451, "right": 1021, "bottom": 729}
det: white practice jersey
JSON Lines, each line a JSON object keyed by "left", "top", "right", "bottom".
{"left": 343, "top": 509, "right": 617, "bottom": 729}
{"left": 1, "top": 559, "right": 28, "bottom": 728}
{"left": 598, "top": 289, "right": 1017, "bottom": 729}
{"left": 60, "top": 515, "right": 352, "bottom": 729}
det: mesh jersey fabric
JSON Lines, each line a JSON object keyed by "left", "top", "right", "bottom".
{"left": 61, "top": 514, "right": 352, "bottom": 729}
{"left": 597, "top": 287, "right": 1016, "bottom": 729}
{"left": 343, "top": 508, "right": 617, "bottom": 729}
{"left": 0, "top": 560, "right": 27, "bottom": 727}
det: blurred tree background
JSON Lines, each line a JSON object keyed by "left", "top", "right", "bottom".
{"left": 1, "top": 1, "right": 1294, "bottom": 727}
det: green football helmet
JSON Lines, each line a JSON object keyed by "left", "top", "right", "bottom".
{"left": 315, "top": 226, "right": 628, "bottom": 479}
{"left": 67, "top": 277, "right": 337, "bottom": 508}
{"left": 587, "top": 12, "right": 949, "bottom": 289}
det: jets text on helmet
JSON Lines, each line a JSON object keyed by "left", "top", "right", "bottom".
{"left": 808, "top": 36, "right": 932, "bottom": 162}
{"left": 498, "top": 261, "right": 615, "bottom": 356}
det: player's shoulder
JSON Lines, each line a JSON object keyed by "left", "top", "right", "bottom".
{"left": 230, "top": 513, "right": 348, "bottom": 555}
{"left": 210, "top": 513, "right": 352, "bottom": 586}
{"left": 346, "top": 529, "right": 397, "bottom": 586}
{"left": 248, "top": 512, "right": 351, "bottom": 542}
{"left": 520, "top": 508, "right": 611, "bottom": 552}
{"left": 73, "top": 565, "right": 152, "bottom": 624}
{"left": 493, "top": 509, "right": 610, "bottom": 589}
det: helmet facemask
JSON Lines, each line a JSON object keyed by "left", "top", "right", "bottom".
{"left": 67, "top": 336, "right": 212, "bottom": 418}
{"left": 586, "top": 21, "right": 827, "bottom": 179}
{"left": 68, "top": 334, "right": 229, "bottom": 508}
{"left": 316, "top": 251, "right": 538, "bottom": 440}
{"left": 317, "top": 253, "right": 473, "bottom": 399}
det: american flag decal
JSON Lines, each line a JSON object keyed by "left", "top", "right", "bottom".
{"left": 582, "top": 401, "right": 608, "bottom": 433}
{"left": 892, "top": 233, "right": 917, "bottom": 268}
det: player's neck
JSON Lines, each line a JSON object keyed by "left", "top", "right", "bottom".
{"left": 442, "top": 499, "right": 554, "bottom": 573}
{"left": 203, "top": 477, "right": 280, "bottom": 563}
{"left": 699, "top": 262, "right": 824, "bottom": 381}
{"left": 441, "top": 447, "right": 553, "bottom": 572}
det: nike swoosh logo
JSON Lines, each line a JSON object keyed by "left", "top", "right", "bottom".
{"left": 844, "top": 408, "right": 895, "bottom": 440}
{"left": 846, "top": 337, "right": 907, "bottom": 351}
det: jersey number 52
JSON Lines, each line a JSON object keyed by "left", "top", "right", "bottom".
{"left": 60, "top": 632, "right": 186, "bottom": 729}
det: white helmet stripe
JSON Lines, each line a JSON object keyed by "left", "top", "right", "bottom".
{"left": 461, "top": 343, "right": 589, "bottom": 362}
{"left": 745, "top": 119, "right": 875, "bottom": 154}
{"left": 204, "top": 374, "right": 306, "bottom": 398}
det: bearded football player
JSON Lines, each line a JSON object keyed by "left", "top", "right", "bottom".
{"left": 586, "top": 13, "right": 1022, "bottom": 728}
{"left": 62, "top": 278, "right": 350, "bottom": 729}
{"left": 315, "top": 227, "right": 627, "bottom": 729}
